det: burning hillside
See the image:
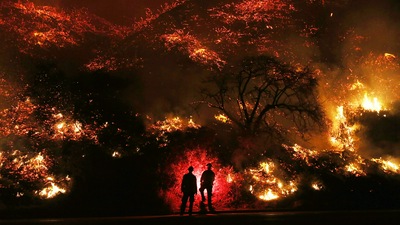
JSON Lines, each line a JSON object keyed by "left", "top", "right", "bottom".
{"left": 0, "top": 1, "right": 127, "bottom": 50}
{"left": 0, "top": 75, "right": 107, "bottom": 202}
{"left": 0, "top": 0, "right": 400, "bottom": 216}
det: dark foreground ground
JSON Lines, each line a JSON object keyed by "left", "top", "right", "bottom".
{"left": 2, "top": 210, "right": 400, "bottom": 225}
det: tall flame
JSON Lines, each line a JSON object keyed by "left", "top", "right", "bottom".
{"left": 361, "top": 93, "right": 382, "bottom": 112}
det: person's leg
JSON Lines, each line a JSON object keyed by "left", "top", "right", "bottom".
{"left": 180, "top": 194, "right": 189, "bottom": 215}
{"left": 207, "top": 187, "right": 213, "bottom": 210}
{"left": 188, "top": 194, "right": 195, "bottom": 216}
{"left": 199, "top": 186, "right": 206, "bottom": 202}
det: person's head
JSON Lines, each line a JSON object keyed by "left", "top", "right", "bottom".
{"left": 206, "top": 163, "right": 212, "bottom": 169}
{"left": 188, "top": 166, "right": 194, "bottom": 172}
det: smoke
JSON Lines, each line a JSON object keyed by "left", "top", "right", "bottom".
{"left": 10, "top": 0, "right": 400, "bottom": 152}
{"left": 310, "top": 0, "right": 400, "bottom": 153}
{"left": 357, "top": 103, "right": 400, "bottom": 158}
{"left": 130, "top": 51, "right": 208, "bottom": 122}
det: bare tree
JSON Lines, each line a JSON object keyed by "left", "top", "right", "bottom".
{"left": 201, "top": 55, "right": 324, "bottom": 138}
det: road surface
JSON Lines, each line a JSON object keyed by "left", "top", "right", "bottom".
{"left": 2, "top": 210, "right": 400, "bottom": 225}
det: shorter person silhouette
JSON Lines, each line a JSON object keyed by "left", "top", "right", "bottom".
{"left": 180, "top": 166, "right": 197, "bottom": 216}
{"left": 199, "top": 163, "right": 215, "bottom": 212}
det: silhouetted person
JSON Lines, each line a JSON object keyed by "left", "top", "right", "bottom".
{"left": 199, "top": 163, "right": 215, "bottom": 211}
{"left": 180, "top": 166, "right": 197, "bottom": 216}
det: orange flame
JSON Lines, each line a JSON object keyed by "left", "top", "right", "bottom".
{"left": 371, "top": 158, "right": 400, "bottom": 174}
{"left": 214, "top": 114, "right": 230, "bottom": 123}
{"left": 361, "top": 93, "right": 382, "bottom": 112}
{"left": 245, "top": 160, "right": 298, "bottom": 201}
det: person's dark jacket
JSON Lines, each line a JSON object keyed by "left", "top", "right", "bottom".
{"left": 181, "top": 173, "right": 197, "bottom": 194}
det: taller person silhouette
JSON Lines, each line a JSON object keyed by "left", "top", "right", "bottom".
{"left": 180, "top": 166, "right": 197, "bottom": 216}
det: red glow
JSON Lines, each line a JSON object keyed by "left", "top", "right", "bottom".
{"left": 159, "top": 147, "right": 239, "bottom": 211}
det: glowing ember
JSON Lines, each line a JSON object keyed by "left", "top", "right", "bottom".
{"left": 371, "top": 158, "right": 400, "bottom": 174}
{"left": 259, "top": 189, "right": 279, "bottom": 201}
{"left": 227, "top": 173, "right": 233, "bottom": 183}
{"left": 37, "top": 177, "right": 67, "bottom": 199}
{"left": 133, "top": 0, "right": 187, "bottom": 32}
{"left": 0, "top": 76, "right": 102, "bottom": 200}
{"left": 210, "top": 0, "right": 292, "bottom": 25}
{"left": 49, "top": 111, "right": 99, "bottom": 142}
{"left": 311, "top": 182, "right": 323, "bottom": 191}
{"left": 112, "top": 151, "right": 122, "bottom": 158}
{"left": 214, "top": 114, "right": 230, "bottom": 123}
{"left": 161, "top": 30, "right": 226, "bottom": 69}
{"left": 149, "top": 116, "right": 201, "bottom": 134}
{"left": 187, "top": 118, "right": 199, "bottom": 129}
{"left": 0, "top": 1, "right": 126, "bottom": 53}
{"left": 1, "top": 149, "right": 71, "bottom": 199}
{"left": 350, "top": 80, "right": 364, "bottom": 90}
{"left": 84, "top": 56, "right": 119, "bottom": 72}
{"left": 384, "top": 53, "right": 396, "bottom": 60}
{"left": 344, "top": 163, "right": 365, "bottom": 177}
{"left": 147, "top": 116, "right": 201, "bottom": 146}
{"left": 245, "top": 159, "right": 297, "bottom": 201}
{"left": 289, "top": 144, "right": 319, "bottom": 166}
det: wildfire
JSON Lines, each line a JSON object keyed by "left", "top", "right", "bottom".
{"left": 350, "top": 80, "right": 364, "bottom": 90}
{"left": 0, "top": 76, "right": 101, "bottom": 201}
{"left": 29, "top": 153, "right": 47, "bottom": 170}
{"left": 361, "top": 93, "right": 382, "bottom": 112}
{"left": 112, "top": 151, "right": 122, "bottom": 158}
{"left": 371, "top": 158, "right": 400, "bottom": 174}
{"left": 1, "top": 0, "right": 130, "bottom": 73}
{"left": 1, "top": 0, "right": 400, "bottom": 212}
{"left": 329, "top": 106, "right": 358, "bottom": 151}
{"left": 259, "top": 189, "right": 279, "bottom": 201}
{"left": 345, "top": 162, "right": 366, "bottom": 177}
{"left": 210, "top": 0, "right": 291, "bottom": 25}
{"left": 148, "top": 116, "right": 201, "bottom": 134}
{"left": 208, "top": 0, "right": 309, "bottom": 59}
{"left": 37, "top": 176, "right": 69, "bottom": 199}
{"left": 227, "top": 173, "right": 233, "bottom": 183}
{"left": 384, "top": 53, "right": 396, "bottom": 60}
{"left": 289, "top": 143, "right": 319, "bottom": 166}
{"left": 48, "top": 110, "right": 100, "bottom": 142}
{"left": 53, "top": 119, "right": 84, "bottom": 140}
{"left": 161, "top": 30, "right": 226, "bottom": 69}
{"left": 329, "top": 80, "right": 387, "bottom": 153}
{"left": 133, "top": 0, "right": 187, "bottom": 32}
{"left": 311, "top": 181, "right": 323, "bottom": 191}
{"left": 0, "top": 149, "right": 71, "bottom": 199}
{"left": 245, "top": 160, "right": 298, "bottom": 201}
{"left": 84, "top": 56, "right": 120, "bottom": 72}
{"left": 148, "top": 116, "right": 201, "bottom": 147}
{"left": 347, "top": 80, "right": 386, "bottom": 113}
{"left": 214, "top": 114, "right": 230, "bottom": 123}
